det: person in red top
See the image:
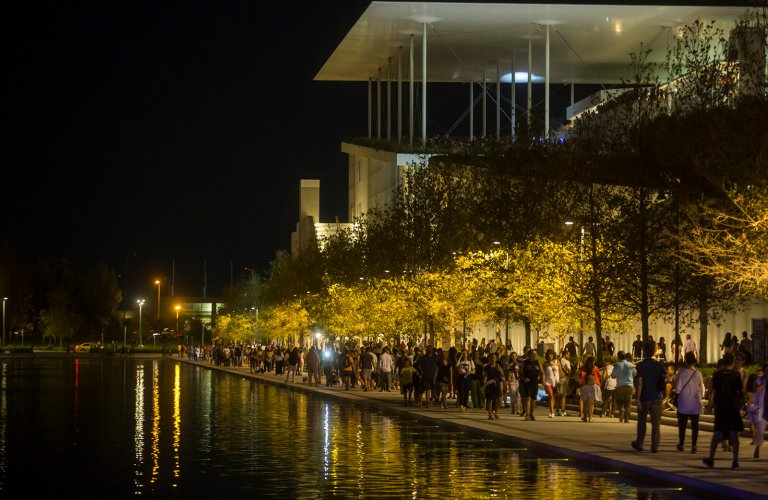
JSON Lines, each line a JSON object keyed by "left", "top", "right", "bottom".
{"left": 579, "top": 356, "right": 602, "bottom": 423}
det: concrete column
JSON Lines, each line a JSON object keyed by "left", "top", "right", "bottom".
{"left": 469, "top": 80, "right": 474, "bottom": 140}
{"left": 387, "top": 57, "right": 391, "bottom": 141}
{"left": 368, "top": 77, "right": 372, "bottom": 138}
{"left": 511, "top": 52, "right": 516, "bottom": 140}
{"left": 527, "top": 38, "right": 532, "bottom": 131}
{"left": 398, "top": 46, "right": 402, "bottom": 144}
{"left": 482, "top": 71, "right": 487, "bottom": 137}
{"left": 496, "top": 64, "right": 501, "bottom": 139}
{"left": 571, "top": 82, "right": 575, "bottom": 107}
{"left": 545, "top": 24, "right": 550, "bottom": 139}
{"left": 422, "top": 22, "right": 427, "bottom": 147}
{"left": 409, "top": 34, "right": 414, "bottom": 146}
{"left": 377, "top": 67, "right": 382, "bottom": 140}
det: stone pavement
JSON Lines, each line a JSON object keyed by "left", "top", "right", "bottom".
{"left": 182, "top": 360, "right": 767, "bottom": 499}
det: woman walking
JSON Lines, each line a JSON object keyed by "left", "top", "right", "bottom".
{"left": 601, "top": 356, "right": 617, "bottom": 418}
{"left": 456, "top": 349, "right": 474, "bottom": 413}
{"left": 484, "top": 352, "right": 504, "bottom": 420}
{"left": 579, "top": 356, "right": 601, "bottom": 422}
{"left": 675, "top": 351, "right": 705, "bottom": 453}
{"left": 542, "top": 349, "right": 560, "bottom": 418}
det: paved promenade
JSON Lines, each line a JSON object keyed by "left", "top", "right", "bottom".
{"left": 182, "top": 359, "right": 766, "bottom": 499}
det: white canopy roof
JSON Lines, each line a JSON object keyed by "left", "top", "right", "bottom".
{"left": 315, "top": 2, "right": 754, "bottom": 84}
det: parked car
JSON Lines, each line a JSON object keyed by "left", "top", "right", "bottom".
{"left": 75, "top": 342, "right": 94, "bottom": 352}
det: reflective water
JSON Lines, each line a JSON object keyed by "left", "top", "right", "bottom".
{"left": 0, "top": 358, "right": 708, "bottom": 498}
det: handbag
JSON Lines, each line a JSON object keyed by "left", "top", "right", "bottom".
{"left": 670, "top": 371, "right": 695, "bottom": 407}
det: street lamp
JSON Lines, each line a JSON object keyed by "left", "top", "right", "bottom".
{"left": 137, "top": 299, "right": 145, "bottom": 346}
{"left": 175, "top": 305, "right": 181, "bottom": 332}
{"left": 2, "top": 297, "right": 7, "bottom": 348}
{"left": 155, "top": 280, "right": 161, "bottom": 322}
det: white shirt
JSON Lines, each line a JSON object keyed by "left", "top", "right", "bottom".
{"left": 674, "top": 367, "right": 705, "bottom": 415}
{"left": 379, "top": 352, "right": 393, "bottom": 373}
{"left": 543, "top": 362, "right": 560, "bottom": 386}
{"left": 584, "top": 342, "right": 596, "bottom": 356}
{"left": 683, "top": 339, "right": 697, "bottom": 354}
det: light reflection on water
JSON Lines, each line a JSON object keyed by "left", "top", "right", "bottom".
{"left": 0, "top": 358, "right": 710, "bottom": 498}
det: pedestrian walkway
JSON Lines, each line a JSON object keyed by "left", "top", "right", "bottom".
{"left": 182, "top": 360, "right": 767, "bottom": 499}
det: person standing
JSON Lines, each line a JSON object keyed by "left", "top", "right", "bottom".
{"left": 435, "top": 349, "right": 453, "bottom": 408}
{"left": 750, "top": 366, "right": 766, "bottom": 459}
{"left": 657, "top": 337, "right": 667, "bottom": 362}
{"left": 556, "top": 350, "right": 572, "bottom": 417}
{"left": 671, "top": 334, "right": 683, "bottom": 364}
{"left": 604, "top": 336, "right": 615, "bottom": 358}
{"left": 632, "top": 335, "right": 643, "bottom": 362}
{"left": 306, "top": 346, "right": 321, "bottom": 385}
{"left": 631, "top": 341, "right": 665, "bottom": 453}
{"left": 583, "top": 337, "right": 596, "bottom": 358}
{"left": 379, "top": 347, "right": 394, "bottom": 392}
{"left": 684, "top": 334, "right": 698, "bottom": 361}
{"left": 703, "top": 352, "right": 744, "bottom": 470}
{"left": 675, "top": 352, "right": 705, "bottom": 453}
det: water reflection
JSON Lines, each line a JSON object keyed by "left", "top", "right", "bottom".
{"left": 0, "top": 358, "right": 718, "bottom": 499}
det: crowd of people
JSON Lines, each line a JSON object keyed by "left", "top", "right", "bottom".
{"left": 188, "top": 334, "right": 766, "bottom": 468}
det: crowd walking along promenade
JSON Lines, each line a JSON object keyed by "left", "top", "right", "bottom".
{"left": 178, "top": 340, "right": 768, "bottom": 500}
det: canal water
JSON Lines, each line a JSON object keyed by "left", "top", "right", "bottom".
{"left": 0, "top": 357, "right": 709, "bottom": 498}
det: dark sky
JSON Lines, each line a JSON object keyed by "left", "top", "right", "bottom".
{"left": 3, "top": 0, "right": 758, "bottom": 299}
{"left": 5, "top": 0, "right": 371, "bottom": 297}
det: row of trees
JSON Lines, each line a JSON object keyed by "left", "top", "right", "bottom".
{"left": 215, "top": 13, "right": 767, "bottom": 362}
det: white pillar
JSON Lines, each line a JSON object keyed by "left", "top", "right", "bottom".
{"left": 527, "top": 37, "right": 532, "bottom": 131}
{"left": 422, "top": 22, "right": 427, "bottom": 147}
{"left": 571, "top": 82, "right": 575, "bottom": 107}
{"left": 368, "top": 77, "right": 372, "bottom": 138}
{"left": 511, "top": 52, "right": 516, "bottom": 140}
{"left": 387, "top": 57, "right": 391, "bottom": 141}
{"left": 482, "top": 71, "right": 487, "bottom": 137}
{"left": 545, "top": 24, "right": 550, "bottom": 139}
{"left": 469, "top": 80, "right": 474, "bottom": 140}
{"left": 409, "top": 34, "right": 414, "bottom": 146}
{"left": 496, "top": 64, "right": 501, "bottom": 139}
{"left": 377, "top": 67, "right": 382, "bottom": 140}
{"left": 398, "top": 46, "right": 402, "bottom": 144}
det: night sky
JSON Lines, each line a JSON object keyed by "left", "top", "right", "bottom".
{"left": 3, "top": 0, "right": 757, "bottom": 298}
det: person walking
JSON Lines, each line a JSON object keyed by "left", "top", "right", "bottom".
{"left": 703, "top": 352, "right": 744, "bottom": 469}
{"left": 683, "top": 334, "right": 698, "bottom": 361}
{"left": 542, "top": 349, "right": 560, "bottom": 418}
{"left": 456, "top": 349, "right": 474, "bottom": 413}
{"left": 520, "top": 349, "right": 542, "bottom": 421}
{"left": 674, "top": 351, "right": 705, "bottom": 454}
{"left": 557, "top": 350, "right": 573, "bottom": 417}
{"left": 379, "top": 346, "right": 394, "bottom": 392}
{"left": 631, "top": 341, "right": 666, "bottom": 453}
{"left": 484, "top": 352, "right": 503, "bottom": 420}
{"left": 750, "top": 366, "right": 766, "bottom": 459}
{"left": 601, "top": 356, "right": 617, "bottom": 418}
{"left": 611, "top": 352, "right": 635, "bottom": 421}
{"left": 579, "top": 356, "right": 601, "bottom": 422}
{"left": 436, "top": 349, "right": 453, "bottom": 408}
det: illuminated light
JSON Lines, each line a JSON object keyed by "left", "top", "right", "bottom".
{"left": 565, "top": 221, "right": 574, "bottom": 226}
{"left": 614, "top": 22, "right": 622, "bottom": 34}
{"left": 500, "top": 72, "right": 544, "bottom": 83}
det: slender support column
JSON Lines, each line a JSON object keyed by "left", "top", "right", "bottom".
{"left": 409, "top": 34, "right": 414, "bottom": 146}
{"left": 387, "top": 57, "right": 391, "bottom": 141}
{"left": 482, "top": 71, "right": 487, "bottom": 137}
{"left": 527, "top": 38, "right": 532, "bottom": 131}
{"left": 496, "top": 64, "right": 501, "bottom": 139}
{"left": 397, "top": 46, "right": 402, "bottom": 143}
{"left": 469, "top": 80, "right": 474, "bottom": 140}
{"left": 377, "top": 67, "right": 382, "bottom": 140}
{"left": 422, "top": 22, "right": 427, "bottom": 147}
{"left": 511, "top": 52, "right": 516, "bottom": 140}
{"left": 368, "top": 77, "right": 372, "bottom": 138}
{"left": 571, "top": 82, "right": 575, "bottom": 107}
{"left": 545, "top": 24, "right": 550, "bottom": 139}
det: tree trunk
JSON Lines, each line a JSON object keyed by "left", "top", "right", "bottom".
{"left": 639, "top": 190, "right": 650, "bottom": 342}
{"left": 698, "top": 291, "right": 709, "bottom": 364}
{"left": 524, "top": 319, "right": 532, "bottom": 351}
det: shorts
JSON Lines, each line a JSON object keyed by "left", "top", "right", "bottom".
{"left": 361, "top": 368, "right": 372, "bottom": 380}
{"left": 342, "top": 370, "right": 353, "bottom": 379}
{"left": 520, "top": 383, "right": 538, "bottom": 398}
{"left": 544, "top": 384, "right": 555, "bottom": 397}
{"left": 401, "top": 383, "right": 413, "bottom": 394}
{"left": 421, "top": 379, "right": 433, "bottom": 391}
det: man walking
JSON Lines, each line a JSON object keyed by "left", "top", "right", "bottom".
{"left": 612, "top": 351, "right": 635, "bottom": 423}
{"left": 632, "top": 341, "right": 665, "bottom": 453}
{"left": 379, "top": 347, "right": 393, "bottom": 392}
{"left": 703, "top": 352, "right": 744, "bottom": 470}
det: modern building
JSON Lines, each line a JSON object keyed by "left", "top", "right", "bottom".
{"left": 291, "top": 179, "right": 355, "bottom": 255}
{"left": 313, "top": 2, "right": 767, "bottom": 360}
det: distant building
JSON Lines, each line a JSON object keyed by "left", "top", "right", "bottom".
{"left": 291, "top": 179, "right": 354, "bottom": 256}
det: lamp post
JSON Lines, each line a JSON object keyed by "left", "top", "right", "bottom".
{"left": 137, "top": 299, "right": 145, "bottom": 346}
{"left": 175, "top": 305, "right": 181, "bottom": 345}
{"left": 155, "top": 280, "right": 161, "bottom": 322}
{"left": 2, "top": 297, "right": 7, "bottom": 347}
